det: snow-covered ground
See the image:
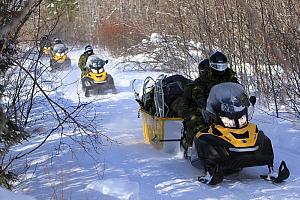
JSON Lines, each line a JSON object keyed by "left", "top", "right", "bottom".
{"left": 3, "top": 48, "right": 300, "bottom": 200}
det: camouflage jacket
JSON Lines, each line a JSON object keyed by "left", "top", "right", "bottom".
{"left": 78, "top": 52, "right": 93, "bottom": 71}
{"left": 182, "top": 67, "right": 238, "bottom": 116}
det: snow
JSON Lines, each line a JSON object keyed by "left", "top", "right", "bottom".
{"left": 0, "top": 187, "right": 36, "bottom": 200}
{"left": 4, "top": 48, "right": 300, "bottom": 200}
{"left": 87, "top": 178, "right": 140, "bottom": 200}
{"left": 150, "top": 33, "right": 162, "bottom": 44}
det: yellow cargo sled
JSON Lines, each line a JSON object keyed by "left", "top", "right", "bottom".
{"left": 140, "top": 109, "right": 183, "bottom": 153}
{"left": 133, "top": 75, "right": 186, "bottom": 154}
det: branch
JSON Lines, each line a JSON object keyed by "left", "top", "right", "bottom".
{"left": 0, "top": 0, "right": 42, "bottom": 36}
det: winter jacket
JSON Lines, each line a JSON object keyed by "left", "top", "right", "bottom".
{"left": 78, "top": 52, "right": 94, "bottom": 71}
{"left": 181, "top": 67, "right": 238, "bottom": 117}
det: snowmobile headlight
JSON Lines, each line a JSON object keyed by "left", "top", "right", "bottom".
{"left": 99, "top": 68, "right": 104, "bottom": 73}
{"left": 55, "top": 52, "right": 61, "bottom": 57}
{"left": 238, "top": 115, "right": 247, "bottom": 127}
{"left": 91, "top": 69, "right": 98, "bottom": 74}
{"left": 220, "top": 116, "right": 235, "bottom": 127}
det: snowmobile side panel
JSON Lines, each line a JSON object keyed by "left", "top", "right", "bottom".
{"left": 141, "top": 109, "right": 183, "bottom": 153}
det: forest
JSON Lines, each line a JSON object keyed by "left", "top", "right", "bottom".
{"left": 0, "top": 0, "right": 299, "bottom": 193}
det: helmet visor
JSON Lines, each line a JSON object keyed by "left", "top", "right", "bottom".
{"left": 210, "top": 63, "right": 228, "bottom": 71}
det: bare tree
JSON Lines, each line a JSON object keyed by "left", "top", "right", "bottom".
{"left": 0, "top": 0, "right": 111, "bottom": 189}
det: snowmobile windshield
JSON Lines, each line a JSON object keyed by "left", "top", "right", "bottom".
{"left": 86, "top": 55, "right": 106, "bottom": 70}
{"left": 206, "top": 82, "right": 250, "bottom": 119}
{"left": 53, "top": 44, "right": 67, "bottom": 53}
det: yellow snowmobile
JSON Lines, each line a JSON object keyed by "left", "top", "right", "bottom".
{"left": 50, "top": 43, "right": 71, "bottom": 70}
{"left": 42, "top": 46, "right": 52, "bottom": 55}
{"left": 81, "top": 55, "right": 116, "bottom": 97}
{"left": 39, "top": 35, "right": 52, "bottom": 56}
{"left": 134, "top": 78, "right": 290, "bottom": 185}
{"left": 188, "top": 82, "right": 289, "bottom": 185}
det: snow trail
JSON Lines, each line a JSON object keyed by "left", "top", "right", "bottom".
{"left": 8, "top": 48, "right": 300, "bottom": 200}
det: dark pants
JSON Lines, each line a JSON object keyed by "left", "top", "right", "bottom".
{"left": 171, "top": 97, "right": 207, "bottom": 146}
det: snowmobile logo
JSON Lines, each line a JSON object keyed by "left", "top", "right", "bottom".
{"left": 242, "top": 139, "right": 247, "bottom": 143}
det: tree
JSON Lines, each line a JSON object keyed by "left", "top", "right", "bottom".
{"left": 0, "top": 0, "right": 108, "bottom": 189}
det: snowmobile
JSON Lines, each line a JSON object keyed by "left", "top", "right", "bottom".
{"left": 39, "top": 35, "right": 52, "bottom": 56}
{"left": 50, "top": 43, "right": 71, "bottom": 70}
{"left": 133, "top": 77, "right": 289, "bottom": 185}
{"left": 42, "top": 45, "right": 52, "bottom": 56}
{"left": 81, "top": 55, "right": 116, "bottom": 97}
{"left": 187, "top": 82, "right": 290, "bottom": 185}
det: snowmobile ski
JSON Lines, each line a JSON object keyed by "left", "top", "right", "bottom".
{"left": 260, "top": 161, "right": 290, "bottom": 183}
{"left": 198, "top": 167, "right": 224, "bottom": 185}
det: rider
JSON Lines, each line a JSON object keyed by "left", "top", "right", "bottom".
{"left": 78, "top": 45, "right": 94, "bottom": 71}
{"left": 53, "top": 38, "right": 63, "bottom": 45}
{"left": 40, "top": 35, "right": 51, "bottom": 49}
{"left": 181, "top": 51, "right": 239, "bottom": 149}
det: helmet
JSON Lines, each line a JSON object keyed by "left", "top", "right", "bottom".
{"left": 42, "top": 35, "right": 49, "bottom": 40}
{"left": 54, "top": 38, "right": 62, "bottom": 44}
{"left": 86, "top": 55, "right": 106, "bottom": 70}
{"left": 85, "top": 45, "right": 93, "bottom": 53}
{"left": 209, "top": 51, "right": 228, "bottom": 72}
{"left": 198, "top": 58, "right": 209, "bottom": 74}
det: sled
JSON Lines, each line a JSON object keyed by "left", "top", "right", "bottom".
{"left": 140, "top": 109, "right": 183, "bottom": 153}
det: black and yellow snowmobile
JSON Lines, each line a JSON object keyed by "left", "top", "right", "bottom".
{"left": 50, "top": 43, "right": 71, "bottom": 70}
{"left": 39, "top": 35, "right": 52, "bottom": 56}
{"left": 81, "top": 55, "right": 116, "bottom": 97}
{"left": 187, "top": 82, "right": 289, "bottom": 185}
{"left": 42, "top": 46, "right": 52, "bottom": 56}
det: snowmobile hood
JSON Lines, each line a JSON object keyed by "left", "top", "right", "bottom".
{"left": 83, "top": 71, "right": 108, "bottom": 83}
{"left": 206, "top": 82, "right": 250, "bottom": 118}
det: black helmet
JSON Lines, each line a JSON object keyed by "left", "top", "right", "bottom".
{"left": 85, "top": 45, "right": 93, "bottom": 53}
{"left": 54, "top": 38, "right": 62, "bottom": 44}
{"left": 42, "top": 35, "right": 49, "bottom": 40}
{"left": 198, "top": 58, "right": 209, "bottom": 74}
{"left": 209, "top": 51, "right": 228, "bottom": 72}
